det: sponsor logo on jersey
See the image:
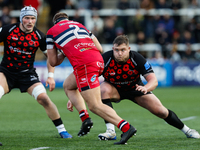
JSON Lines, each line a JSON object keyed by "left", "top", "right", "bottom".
{"left": 109, "top": 72, "right": 115, "bottom": 75}
{"left": 91, "top": 75, "right": 96, "bottom": 82}
{"left": 79, "top": 47, "right": 92, "bottom": 52}
{"left": 9, "top": 46, "right": 32, "bottom": 55}
{"left": 81, "top": 78, "right": 86, "bottom": 81}
{"left": 80, "top": 78, "right": 87, "bottom": 84}
{"left": 110, "top": 80, "right": 133, "bottom": 85}
{"left": 144, "top": 62, "right": 151, "bottom": 70}
{"left": 97, "top": 62, "right": 104, "bottom": 68}
{"left": 74, "top": 43, "right": 95, "bottom": 49}
{"left": 12, "top": 36, "right": 18, "bottom": 40}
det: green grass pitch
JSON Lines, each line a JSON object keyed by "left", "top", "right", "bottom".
{"left": 0, "top": 86, "right": 200, "bottom": 150}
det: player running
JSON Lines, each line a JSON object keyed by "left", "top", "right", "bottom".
{"left": 0, "top": 6, "right": 72, "bottom": 138}
{"left": 46, "top": 12, "right": 137, "bottom": 144}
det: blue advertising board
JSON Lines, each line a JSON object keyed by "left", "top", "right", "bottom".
{"left": 142, "top": 60, "right": 173, "bottom": 87}
{"left": 34, "top": 60, "right": 73, "bottom": 88}
{"left": 34, "top": 60, "right": 200, "bottom": 87}
{"left": 172, "top": 62, "right": 200, "bottom": 86}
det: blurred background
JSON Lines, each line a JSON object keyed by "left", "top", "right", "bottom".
{"left": 1, "top": 0, "right": 200, "bottom": 87}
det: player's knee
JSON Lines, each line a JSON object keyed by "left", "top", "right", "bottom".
{"left": 32, "top": 84, "right": 46, "bottom": 100}
{"left": 101, "top": 87, "right": 111, "bottom": 97}
{"left": 152, "top": 108, "right": 168, "bottom": 119}
{"left": 37, "top": 94, "right": 52, "bottom": 108}
{"left": 87, "top": 102, "right": 101, "bottom": 114}
{"left": 63, "top": 83, "right": 68, "bottom": 94}
{"left": 0, "top": 85, "right": 5, "bottom": 99}
{"left": 87, "top": 103, "right": 96, "bottom": 113}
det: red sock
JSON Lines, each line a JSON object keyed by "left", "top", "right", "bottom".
{"left": 79, "top": 110, "right": 89, "bottom": 122}
{"left": 117, "top": 120, "right": 130, "bottom": 132}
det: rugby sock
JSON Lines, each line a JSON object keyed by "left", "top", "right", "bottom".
{"left": 181, "top": 125, "right": 190, "bottom": 134}
{"left": 53, "top": 118, "right": 66, "bottom": 133}
{"left": 0, "top": 85, "right": 5, "bottom": 99}
{"left": 102, "top": 99, "right": 113, "bottom": 124}
{"left": 117, "top": 120, "right": 130, "bottom": 132}
{"left": 106, "top": 123, "right": 115, "bottom": 132}
{"left": 102, "top": 99, "right": 115, "bottom": 131}
{"left": 164, "top": 109, "right": 184, "bottom": 129}
{"left": 79, "top": 110, "right": 89, "bottom": 122}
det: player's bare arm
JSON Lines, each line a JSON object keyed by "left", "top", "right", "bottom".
{"left": 136, "top": 73, "right": 158, "bottom": 94}
{"left": 47, "top": 48, "right": 65, "bottom": 67}
{"left": 91, "top": 35, "right": 103, "bottom": 53}
{"left": 46, "top": 57, "right": 56, "bottom": 92}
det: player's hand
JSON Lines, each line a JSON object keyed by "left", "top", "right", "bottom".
{"left": 45, "top": 77, "right": 55, "bottom": 92}
{"left": 67, "top": 100, "right": 74, "bottom": 112}
{"left": 136, "top": 84, "right": 147, "bottom": 94}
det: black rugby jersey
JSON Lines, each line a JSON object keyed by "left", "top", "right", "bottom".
{"left": 0, "top": 23, "right": 46, "bottom": 72}
{"left": 102, "top": 50, "right": 154, "bottom": 91}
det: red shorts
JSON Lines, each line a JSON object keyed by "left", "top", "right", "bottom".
{"left": 74, "top": 61, "right": 104, "bottom": 92}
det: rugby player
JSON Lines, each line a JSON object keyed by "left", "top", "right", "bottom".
{"left": 0, "top": 6, "right": 72, "bottom": 138}
{"left": 47, "top": 12, "right": 136, "bottom": 144}
{"left": 97, "top": 35, "right": 200, "bottom": 140}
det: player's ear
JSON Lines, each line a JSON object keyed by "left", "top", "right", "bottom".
{"left": 112, "top": 47, "right": 114, "bottom": 50}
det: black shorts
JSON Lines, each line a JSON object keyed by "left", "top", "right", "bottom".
{"left": 116, "top": 89, "right": 152, "bottom": 103}
{"left": 0, "top": 66, "right": 40, "bottom": 93}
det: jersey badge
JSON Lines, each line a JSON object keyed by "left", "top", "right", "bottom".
{"left": 30, "top": 75, "right": 37, "bottom": 81}
{"left": 91, "top": 75, "right": 97, "bottom": 82}
{"left": 144, "top": 62, "right": 151, "bottom": 70}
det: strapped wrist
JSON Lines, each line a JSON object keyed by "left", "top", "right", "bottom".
{"left": 48, "top": 72, "right": 54, "bottom": 78}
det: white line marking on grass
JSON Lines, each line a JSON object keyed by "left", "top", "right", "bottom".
{"left": 180, "top": 116, "right": 197, "bottom": 121}
{"left": 30, "top": 147, "right": 50, "bottom": 150}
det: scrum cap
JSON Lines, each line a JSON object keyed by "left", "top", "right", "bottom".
{"left": 20, "top": 6, "right": 37, "bottom": 23}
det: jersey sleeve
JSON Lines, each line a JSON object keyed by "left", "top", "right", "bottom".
{"left": 39, "top": 34, "right": 47, "bottom": 52}
{"left": 33, "top": 28, "right": 47, "bottom": 52}
{"left": 46, "top": 29, "right": 55, "bottom": 50}
{"left": 0, "top": 25, "right": 10, "bottom": 42}
{"left": 132, "top": 51, "right": 154, "bottom": 76}
{"left": 102, "top": 50, "right": 113, "bottom": 74}
{"left": 89, "top": 31, "right": 95, "bottom": 39}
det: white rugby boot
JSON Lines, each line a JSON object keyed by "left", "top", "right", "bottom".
{"left": 98, "top": 129, "right": 117, "bottom": 140}
{"left": 185, "top": 129, "right": 200, "bottom": 139}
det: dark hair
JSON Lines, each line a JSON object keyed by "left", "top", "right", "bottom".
{"left": 53, "top": 12, "right": 69, "bottom": 24}
{"left": 113, "top": 35, "right": 129, "bottom": 46}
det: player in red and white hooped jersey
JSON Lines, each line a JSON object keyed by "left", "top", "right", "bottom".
{"left": 47, "top": 12, "right": 137, "bottom": 144}
{"left": 46, "top": 18, "right": 103, "bottom": 69}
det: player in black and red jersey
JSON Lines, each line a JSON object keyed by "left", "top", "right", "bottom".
{"left": 97, "top": 35, "right": 200, "bottom": 140}
{"left": 0, "top": 6, "right": 72, "bottom": 138}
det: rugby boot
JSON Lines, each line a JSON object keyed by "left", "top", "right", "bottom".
{"left": 114, "top": 125, "right": 137, "bottom": 144}
{"left": 78, "top": 117, "right": 93, "bottom": 137}
{"left": 98, "top": 129, "right": 117, "bottom": 140}
{"left": 59, "top": 131, "right": 72, "bottom": 138}
{"left": 185, "top": 129, "right": 200, "bottom": 139}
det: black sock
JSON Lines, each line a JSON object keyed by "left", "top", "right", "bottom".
{"left": 53, "top": 118, "right": 63, "bottom": 127}
{"left": 102, "top": 99, "right": 113, "bottom": 124}
{"left": 164, "top": 109, "right": 184, "bottom": 129}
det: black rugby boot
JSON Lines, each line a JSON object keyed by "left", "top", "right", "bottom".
{"left": 78, "top": 117, "right": 93, "bottom": 137}
{"left": 114, "top": 125, "right": 137, "bottom": 144}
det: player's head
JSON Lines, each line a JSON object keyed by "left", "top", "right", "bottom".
{"left": 20, "top": 5, "right": 37, "bottom": 23}
{"left": 113, "top": 35, "right": 129, "bottom": 46}
{"left": 53, "top": 12, "right": 69, "bottom": 25}
{"left": 112, "top": 35, "right": 130, "bottom": 63}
